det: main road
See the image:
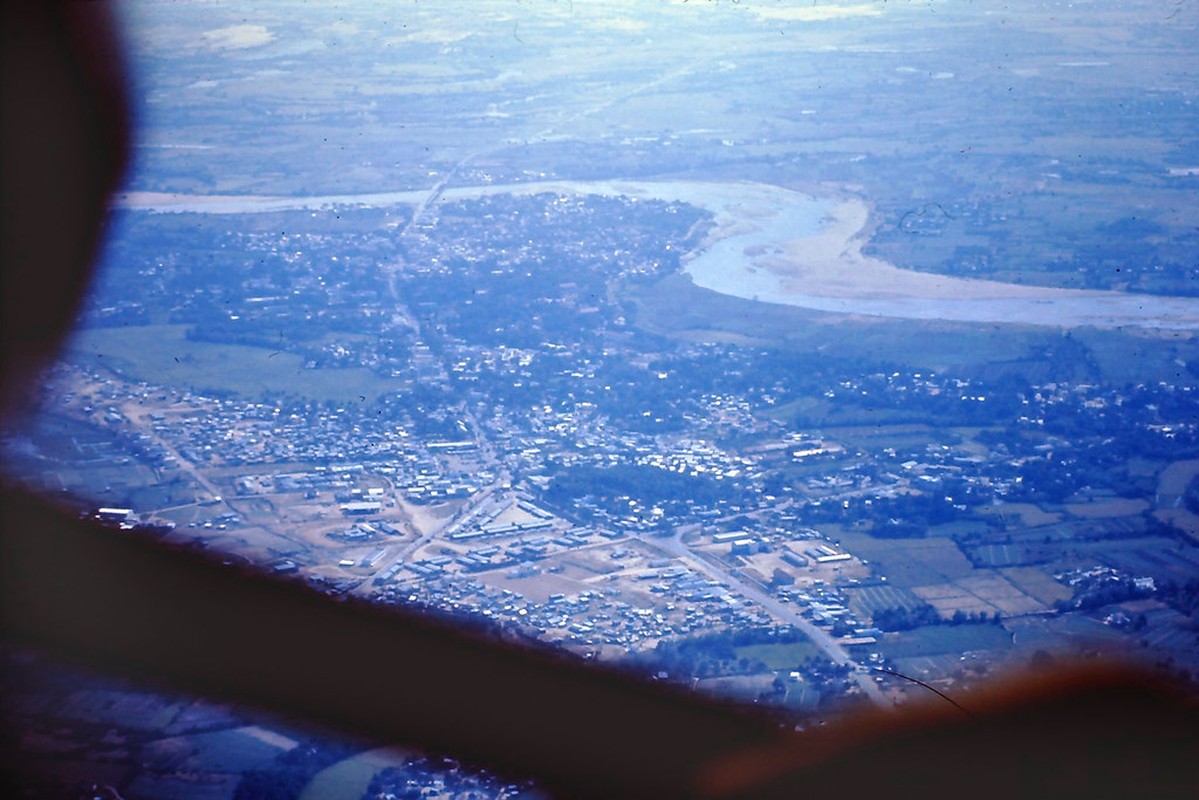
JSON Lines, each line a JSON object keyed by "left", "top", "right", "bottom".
{"left": 646, "top": 528, "right": 891, "bottom": 710}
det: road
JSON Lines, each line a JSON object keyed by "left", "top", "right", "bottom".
{"left": 646, "top": 529, "right": 890, "bottom": 709}
{"left": 120, "top": 402, "right": 224, "bottom": 504}
{"left": 348, "top": 470, "right": 512, "bottom": 597}
{"left": 118, "top": 401, "right": 323, "bottom": 551}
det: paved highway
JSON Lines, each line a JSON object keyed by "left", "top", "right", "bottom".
{"left": 647, "top": 529, "right": 891, "bottom": 709}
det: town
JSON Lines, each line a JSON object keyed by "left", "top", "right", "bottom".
{"left": 9, "top": 188, "right": 1198, "bottom": 722}
{"left": 5, "top": 0, "right": 1199, "bottom": 795}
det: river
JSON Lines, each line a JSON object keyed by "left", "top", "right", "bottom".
{"left": 115, "top": 180, "right": 1199, "bottom": 330}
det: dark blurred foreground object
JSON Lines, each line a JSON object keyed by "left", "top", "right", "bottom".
{"left": 1, "top": 0, "right": 129, "bottom": 418}
{"left": 2, "top": 488, "right": 1198, "bottom": 798}
{"left": 1, "top": 3, "right": 1197, "bottom": 798}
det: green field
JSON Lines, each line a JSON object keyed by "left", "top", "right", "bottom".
{"left": 1079, "top": 537, "right": 1199, "bottom": 584}
{"left": 300, "top": 747, "right": 408, "bottom": 800}
{"left": 845, "top": 585, "right": 928, "bottom": 619}
{"left": 876, "top": 624, "right": 1012, "bottom": 660}
{"left": 734, "top": 640, "right": 825, "bottom": 670}
{"left": 978, "top": 503, "right": 1064, "bottom": 528}
{"left": 967, "top": 542, "right": 1043, "bottom": 568}
{"left": 1004, "top": 614, "right": 1127, "bottom": 654}
{"left": 999, "top": 567, "right": 1073, "bottom": 606}
{"left": 630, "top": 274, "right": 1198, "bottom": 386}
{"left": 695, "top": 674, "right": 778, "bottom": 704}
{"left": 1157, "top": 459, "right": 1199, "bottom": 500}
{"left": 632, "top": 274, "right": 1052, "bottom": 373}
{"left": 819, "top": 424, "right": 959, "bottom": 451}
{"left": 1074, "top": 328, "right": 1199, "bottom": 386}
{"left": 67, "top": 325, "right": 400, "bottom": 404}
{"left": 830, "top": 531, "right": 976, "bottom": 589}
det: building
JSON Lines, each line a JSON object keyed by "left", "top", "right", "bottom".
{"left": 340, "top": 501, "right": 383, "bottom": 516}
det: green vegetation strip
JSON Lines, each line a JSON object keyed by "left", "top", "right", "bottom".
{"left": 877, "top": 624, "right": 1012, "bottom": 660}
{"left": 67, "top": 324, "right": 398, "bottom": 404}
{"left": 734, "top": 640, "right": 825, "bottom": 670}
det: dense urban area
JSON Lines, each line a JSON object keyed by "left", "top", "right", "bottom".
{"left": 7, "top": 187, "right": 1199, "bottom": 798}
{"left": 4, "top": 1, "right": 1199, "bottom": 798}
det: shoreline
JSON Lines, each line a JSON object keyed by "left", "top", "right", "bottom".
{"left": 115, "top": 181, "right": 1199, "bottom": 330}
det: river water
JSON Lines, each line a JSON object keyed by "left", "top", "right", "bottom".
{"left": 116, "top": 180, "right": 1199, "bottom": 330}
